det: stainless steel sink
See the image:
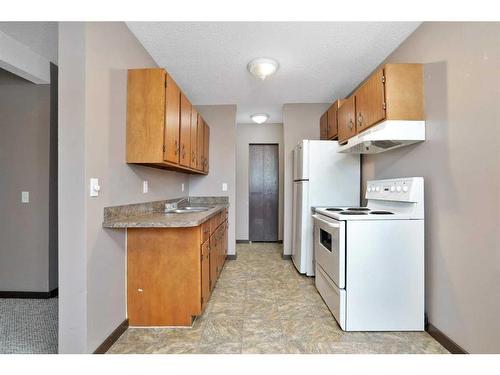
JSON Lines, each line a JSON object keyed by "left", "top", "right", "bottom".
{"left": 165, "top": 206, "right": 213, "bottom": 214}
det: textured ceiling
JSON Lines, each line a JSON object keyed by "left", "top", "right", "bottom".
{"left": 0, "top": 22, "right": 58, "bottom": 64}
{"left": 126, "top": 22, "right": 420, "bottom": 123}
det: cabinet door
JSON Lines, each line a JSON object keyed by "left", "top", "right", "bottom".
{"left": 355, "top": 68, "right": 386, "bottom": 133}
{"left": 209, "top": 234, "right": 218, "bottom": 291}
{"left": 203, "top": 122, "right": 210, "bottom": 173}
{"left": 197, "top": 115, "right": 204, "bottom": 171}
{"left": 190, "top": 107, "right": 198, "bottom": 169}
{"left": 327, "top": 102, "right": 338, "bottom": 139}
{"left": 179, "top": 93, "right": 192, "bottom": 167}
{"left": 337, "top": 96, "right": 356, "bottom": 143}
{"left": 201, "top": 241, "right": 210, "bottom": 310}
{"left": 319, "top": 112, "right": 328, "bottom": 140}
{"left": 163, "top": 74, "right": 181, "bottom": 164}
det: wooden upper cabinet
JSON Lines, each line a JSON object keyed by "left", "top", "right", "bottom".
{"left": 196, "top": 114, "right": 204, "bottom": 171}
{"left": 355, "top": 68, "right": 386, "bottom": 133}
{"left": 383, "top": 64, "right": 424, "bottom": 120}
{"left": 326, "top": 100, "right": 344, "bottom": 139}
{"left": 163, "top": 73, "right": 181, "bottom": 164}
{"left": 353, "top": 63, "right": 424, "bottom": 136}
{"left": 203, "top": 121, "right": 209, "bottom": 173}
{"left": 190, "top": 107, "right": 198, "bottom": 169}
{"left": 338, "top": 96, "right": 356, "bottom": 143}
{"left": 126, "top": 68, "right": 210, "bottom": 175}
{"left": 319, "top": 112, "right": 328, "bottom": 140}
{"left": 126, "top": 69, "right": 166, "bottom": 163}
{"left": 179, "top": 93, "right": 192, "bottom": 167}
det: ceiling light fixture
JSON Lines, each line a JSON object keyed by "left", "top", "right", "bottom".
{"left": 247, "top": 58, "right": 279, "bottom": 80}
{"left": 251, "top": 114, "right": 269, "bottom": 124}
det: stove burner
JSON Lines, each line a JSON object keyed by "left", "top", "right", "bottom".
{"left": 346, "top": 207, "right": 370, "bottom": 211}
{"left": 339, "top": 211, "right": 368, "bottom": 215}
{"left": 370, "top": 211, "right": 394, "bottom": 215}
{"left": 326, "top": 208, "right": 343, "bottom": 212}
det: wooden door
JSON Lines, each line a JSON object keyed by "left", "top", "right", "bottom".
{"left": 190, "top": 107, "right": 198, "bottom": 169}
{"left": 249, "top": 144, "right": 279, "bottom": 241}
{"left": 327, "top": 102, "right": 338, "bottom": 139}
{"left": 163, "top": 74, "right": 181, "bottom": 164}
{"left": 196, "top": 115, "right": 204, "bottom": 171}
{"left": 201, "top": 240, "right": 210, "bottom": 310}
{"left": 355, "top": 68, "right": 386, "bottom": 132}
{"left": 319, "top": 112, "right": 328, "bottom": 140}
{"left": 203, "top": 122, "right": 209, "bottom": 173}
{"left": 179, "top": 93, "right": 192, "bottom": 167}
{"left": 338, "top": 96, "right": 356, "bottom": 143}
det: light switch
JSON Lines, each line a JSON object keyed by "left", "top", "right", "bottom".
{"left": 143, "top": 180, "right": 149, "bottom": 193}
{"left": 222, "top": 183, "right": 228, "bottom": 192}
{"left": 21, "top": 191, "right": 30, "bottom": 203}
{"left": 90, "top": 178, "right": 100, "bottom": 197}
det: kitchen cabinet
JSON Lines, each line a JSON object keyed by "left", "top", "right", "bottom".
{"left": 190, "top": 107, "right": 198, "bottom": 169}
{"left": 319, "top": 64, "right": 424, "bottom": 144}
{"left": 203, "top": 121, "right": 210, "bottom": 173}
{"left": 127, "top": 209, "right": 228, "bottom": 326}
{"left": 325, "top": 99, "right": 344, "bottom": 140}
{"left": 196, "top": 114, "right": 204, "bottom": 171}
{"left": 179, "top": 92, "right": 192, "bottom": 167}
{"left": 126, "top": 68, "right": 209, "bottom": 175}
{"left": 338, "top": 96, "right": 356, "bottom": 143}
{"left": 354, "top": 68, "right": 386, "bottom": 133}
{"left": 320, "top": 112, "right": 328, "bottom": 140}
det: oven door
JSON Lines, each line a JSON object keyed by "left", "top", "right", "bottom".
{"left": 313, "top": 214, "right": 345, "bottom": 289}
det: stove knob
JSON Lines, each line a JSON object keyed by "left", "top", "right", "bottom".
{"left": 390, "top": 186, "right": 396, "bottom": 192}
{"left": 367, "top": 187, "right": 372, "bottom": 192}
{"left": 402, "top": 186, "right": 409, "bottom": 192}
{"left": 396, "top": 186, "right": 402, "bottom": 192}
{"left": 375, "top": 186, "right": 381, "bottom": 192}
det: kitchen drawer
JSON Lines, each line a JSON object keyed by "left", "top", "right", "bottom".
{"left": 222, "top": 208, "right": 228, "bottom": 222}
{"left": 210, "top": 212, "right": 222, "bottom": 233}
{"left": 315, "top": 264, "right": 346, "bottom": 330}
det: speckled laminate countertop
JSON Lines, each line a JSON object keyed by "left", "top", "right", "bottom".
{"left": 102, "top": 197, "right": 228, "bottom": 229}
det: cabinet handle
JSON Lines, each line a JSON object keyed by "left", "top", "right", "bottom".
{"left": 182, "top": 144, "right": 186, "bottom": 158}
{"left": 357, "top": 113, "right": 363, "bottom": 126}
{"left": 348, "top": 120, "right": 354, "bottom": 130}
{"left": 174, "top": 140, "right": 178, "bottom": 155}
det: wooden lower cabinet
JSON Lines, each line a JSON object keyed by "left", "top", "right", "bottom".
{"left": 127, "top": 212, "right": 229, "bottom": 326}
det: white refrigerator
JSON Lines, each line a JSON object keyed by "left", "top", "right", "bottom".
{"left": 292, "top": 140, "right": 360, "bottom": 276}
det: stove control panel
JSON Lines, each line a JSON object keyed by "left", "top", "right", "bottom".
{"left": 366, "top": 177, "right": 423, "bottom": 202}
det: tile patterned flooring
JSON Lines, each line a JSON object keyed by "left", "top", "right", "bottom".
{"left": 108, "top": 243, "right": 448, "bottom": 354}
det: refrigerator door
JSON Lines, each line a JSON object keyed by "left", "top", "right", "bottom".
{"left": 293, "top": 141, "right": 309, "bottom": 181}
{"left": 292, "top": 180, "right": 309, "bottom": 274}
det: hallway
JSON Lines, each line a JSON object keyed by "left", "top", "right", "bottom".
{"left": 108, "top": 243, "right": 447, "bottom": 354}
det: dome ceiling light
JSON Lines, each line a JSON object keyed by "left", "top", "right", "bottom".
{"left": 251, "top": 114, "right": 269, "bottom": 124}
{"left": 247, "top": 58, "right": 279, "bottom": 80}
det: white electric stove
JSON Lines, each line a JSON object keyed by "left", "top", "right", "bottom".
{"left": 313, "top": 177, "right": 425, "bottom": 331}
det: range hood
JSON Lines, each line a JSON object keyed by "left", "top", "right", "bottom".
{"left": 337, "top": 120, "right": 425, "bottom": 154}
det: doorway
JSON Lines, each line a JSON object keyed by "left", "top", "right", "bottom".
{"left": 248, "top": 144, "right": 279, "bottom": 241}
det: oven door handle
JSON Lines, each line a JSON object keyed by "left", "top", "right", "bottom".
{"left": 312, "top": 214, "right": 340, "bottom": 228}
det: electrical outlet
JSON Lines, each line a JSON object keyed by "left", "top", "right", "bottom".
{"left": 181, "top": 183, "right": 185, "bottom": 192}
{"left": 222, "top": 183, "right": 228, "bottom": 192}
{"left": 143, "top": 180, "right": 149, "bottom": 193}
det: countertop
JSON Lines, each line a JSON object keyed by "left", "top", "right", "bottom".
{"left": 102, "top": 197, "right": 229, "bottom": 229}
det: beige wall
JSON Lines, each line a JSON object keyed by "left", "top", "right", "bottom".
{"left": 59, "top": 22, "right": 190, "bottom": 353}
{"left": 190, "top": 105, "right": 237, "bottom": 254}
{"left": 236, "top": 123, "right": 284, "bottom": 241}
{"left": 282, "top": 103, "right": 329, "bottom": 255}
{"left": 0, "top": 68, "right": 53, "bottom": 292}
{"left": 362, "top": 22, "right": 500, "bottom": 353}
